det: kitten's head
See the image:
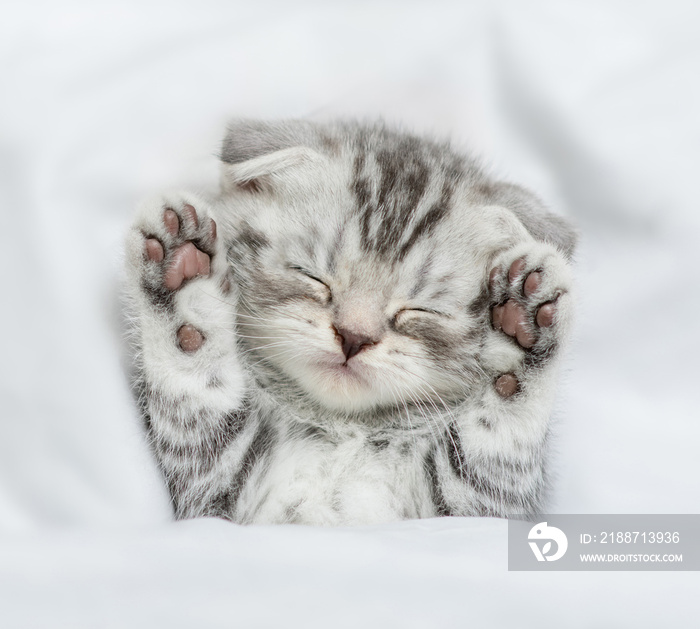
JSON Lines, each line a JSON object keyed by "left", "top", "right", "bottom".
{"left": 218, "top": 120, "right": 520, "bottom": 414}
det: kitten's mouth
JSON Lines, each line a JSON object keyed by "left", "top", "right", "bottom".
{"left": 280, "top": 350, "right": 386, "bottom": 411}
{"left": 327, "top": 356, "right": 367, "bottom": 377}
{"left": 316, "top": 352, "right": 374, "bottom": 386}
{"left": 305, "top": 356, "right": 383, "bottom": 411}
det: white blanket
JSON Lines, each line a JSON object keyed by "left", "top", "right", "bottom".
{"left": 1, "top": 1, "right": 698, "bottom": 626}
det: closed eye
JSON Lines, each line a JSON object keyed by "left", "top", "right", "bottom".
{"left": 395, "top": 307, "right": 448, "bottom": 317}
{"left": 288, "top": 264, "right": 329, "bottom": 288}
{"left": 393, "top": 307, "right": 450, "bottom": 325}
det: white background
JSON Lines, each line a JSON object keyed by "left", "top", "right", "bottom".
{"left": 1, "top": 1, "right": 698, "bottom": 626}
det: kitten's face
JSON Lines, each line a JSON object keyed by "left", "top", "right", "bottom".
{"left": 223, "top": 131, "right": 497, "bottom": 414}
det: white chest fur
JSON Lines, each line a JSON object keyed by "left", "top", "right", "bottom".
{"left": 235, "top": 425, "right": 436, "bottom": 525}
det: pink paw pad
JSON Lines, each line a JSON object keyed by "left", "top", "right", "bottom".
{"left": 494, "top": 373, "right": 519, "bottom": 398}
{"left": 489, "top": 257, "right": 559, "bottom": 349}
{"left": 164, "top": 242, "right": 211, "bottom": 290}
{"left": 163, "top": 209, "right": 179, "bottom": 236}
{"left": 536, "top": 303, "right": 556, "bottom": 328}
{"left": 182, "top": 204, "right": 199, "bottom": 229}
{"left": 145, "top": 239, "right": 164, "bottom": 262}
{"left": 143, "top": 203, "right": 215, "bottom": 291}
{"left": 508, "top": 258, "right": 526, "bottom": 283}
{"left": 177, "top": 324, "right": 204, "bottom": 353}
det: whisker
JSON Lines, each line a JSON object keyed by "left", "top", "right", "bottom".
{"left": 397, "top": 366, "right": 465, "bottom": 474}
{"left": 239, "top": 341, "right": 295, "bottom": 356}
{"left": 244, "top": 346, "right": 301, "bottom": 370}
{"left": 234, "top": 333, "right": 288, "bottom": 341}
{"left": 385, "top": 380, "right": 425, "bottom": 456}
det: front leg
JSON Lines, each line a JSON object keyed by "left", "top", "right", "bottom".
{"left": 437, "top": 240, "right": 573, "bottom": 517}
{"left": 125, "top": 192, "right": 252, "bottom": 519}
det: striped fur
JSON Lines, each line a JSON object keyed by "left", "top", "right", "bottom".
{"left": 125, "top": 120, "right": 575, "bottom": 525}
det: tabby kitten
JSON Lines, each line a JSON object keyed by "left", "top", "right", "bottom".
{"left": 125, "top": 120, "right": 575, "bottom": 525}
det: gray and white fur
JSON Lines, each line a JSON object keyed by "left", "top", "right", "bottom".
{"left": 124, "top": 119, "right": 576, "bottom": 525}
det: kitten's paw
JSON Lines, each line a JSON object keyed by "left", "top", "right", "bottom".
{"left": 488, "top": 244, "right": 572, "bottom": 354}
{"left": 176, "top": 323, "right": 205, "bottom": 353}
{"left": 143, "top": 203, "right": 216, "bottom": 291}
{"left": 131, "top": 196, "right": 220, "bottom": 308}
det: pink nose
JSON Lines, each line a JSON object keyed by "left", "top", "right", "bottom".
{"left": 334, "top": 327, "right": 378, "bottom": 361}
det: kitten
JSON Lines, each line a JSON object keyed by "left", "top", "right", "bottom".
{"left": 124, "top": 119, "right": 576, "bottom": 525}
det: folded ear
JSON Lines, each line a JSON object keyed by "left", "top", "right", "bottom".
{"left": 219, "top": 119, "right": 328, "bottom": 194}
{"left": 486, "top": 182, "right": 578, "bottom": 259}
{"left": 220, "top": 145, "right": 327, "bottom": 194}
{"left": 221, "top": 119, "right": 324, "bottom": 163}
